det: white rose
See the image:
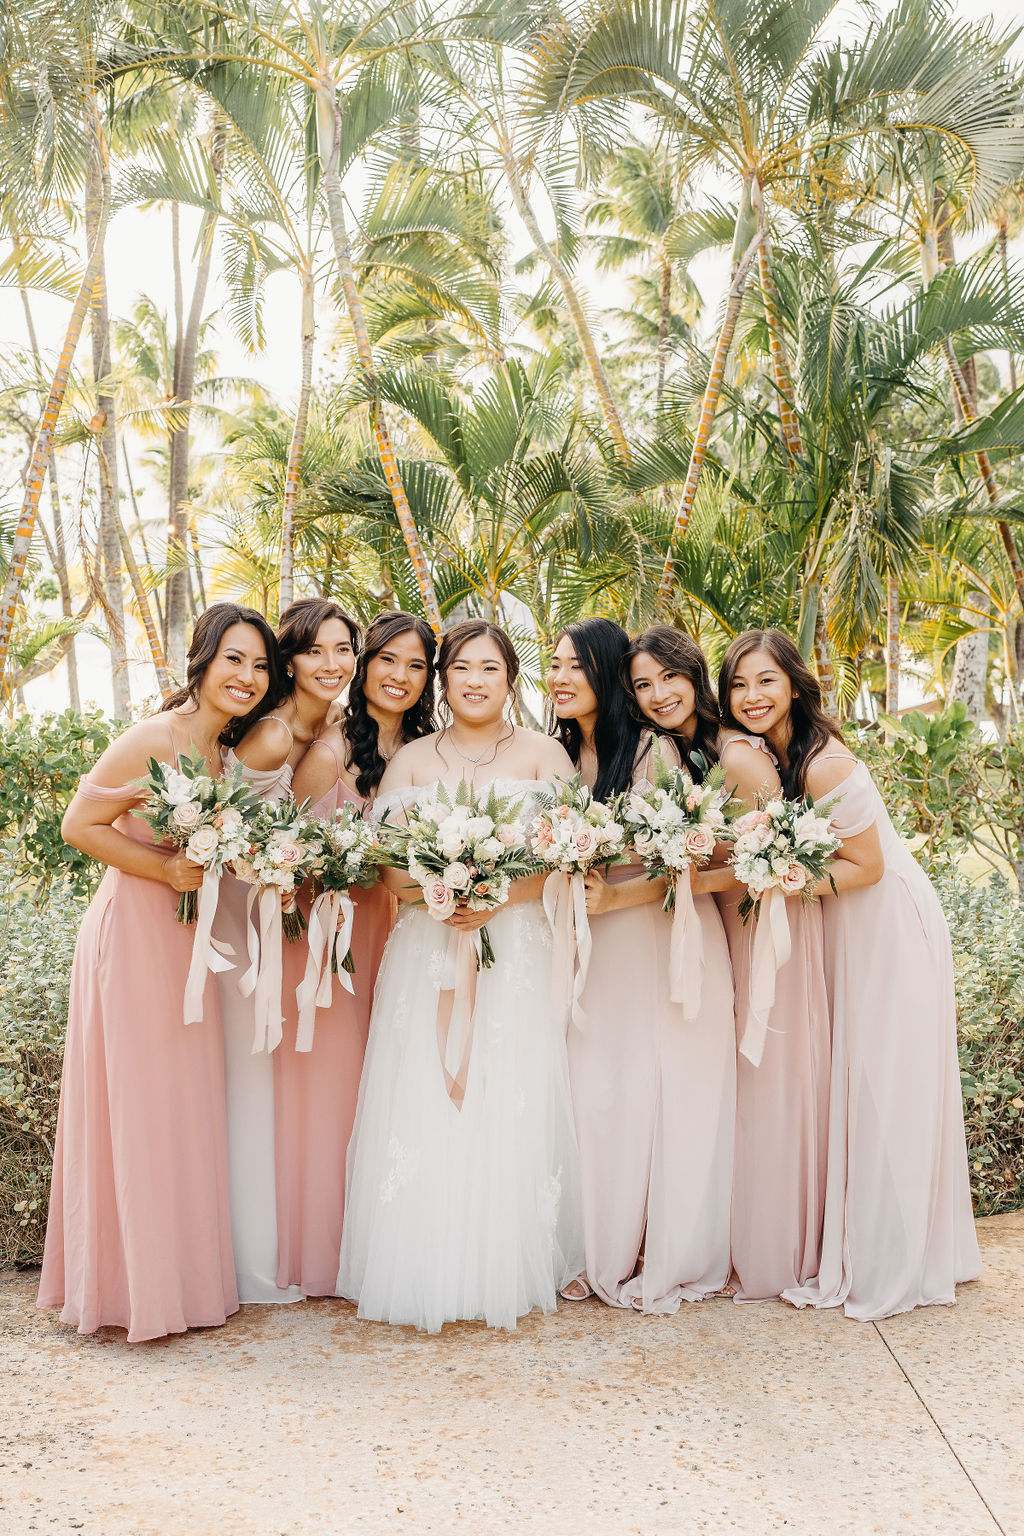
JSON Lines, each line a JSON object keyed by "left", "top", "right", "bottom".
{"left": 185, "top": 826, "right": 220, "bottom": 864}
{"left": 163, "top": 770, "right": 194, "bottom": 806}
{"left": 443, "top": 861, "right": 472, "bottom": 890}
{"left": 476, "top": 837, "right": 505, "bottom": 861}
{"left": 172, "top": 800, "right": 202, "bottom": 831}
{"left": 464, "top": 815, "right": 495, "bottom": 840}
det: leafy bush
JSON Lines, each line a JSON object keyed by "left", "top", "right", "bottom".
{"left": 0, "top": 862, "right": 84, "bottom": 1265}
{"left": 0, "top": 710, "right": 112, "bottom": 899}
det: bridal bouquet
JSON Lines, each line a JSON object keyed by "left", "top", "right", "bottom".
{"left": 730, "top": 795, "right": 840, "bottom": 921}
{"left": 377, "top": 780, "right": 538, "bottom": 967}
{"left": 530, "top": 776, "right": 627, "bottom": 1027}
{"left": 618, "top": 755, "right": 733, "bottom": 909}
{"left": 309, "top": 803, "right": 381, "bottom": 975}
{"left": 133, "top": 751, "right": 258, "bottom": 924}
{"left": 730, "top": 794, "right": 840, "bottom": 1068}
{"left": 233, "top": 796, "right": 325, "bottom": 941}
{"left": 617, "top": 751, "right": 734, "bottom": 1021}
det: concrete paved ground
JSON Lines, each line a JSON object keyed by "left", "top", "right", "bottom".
{"left": 1, "top": 1211, "right": 1021, "bottom": 1536}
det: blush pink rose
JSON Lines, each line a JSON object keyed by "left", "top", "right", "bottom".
{"left": 683, "top": 826, "right": 716, "bottom": 860}
{"left": 423, "top": 878, "right": 457, "bottom": 919}
{"left": 573, "top": 827, "right": 596, "bottom": 857}
{"left": 685, "top": 789, "right": 702, "bottom": 811}
{"left": 172, "top": 800, "right": 202, "bottom": 830}
{"left": 780, "top": 863, "right": 808, "bottom": 893}
{"left": 276, "top": 841, "right": 302, "bottom": 867}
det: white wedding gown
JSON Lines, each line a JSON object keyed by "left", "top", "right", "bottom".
{"left": 336, "top": 779, "right": 583, "bottom": 1332}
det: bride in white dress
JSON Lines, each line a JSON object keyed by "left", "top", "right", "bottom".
{"left": 337, "top": 620, "right": 584, "bottom": 1332}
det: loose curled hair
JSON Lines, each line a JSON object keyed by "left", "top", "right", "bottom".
{"left": 718, "top": 628, "right": 842, "bottom": 798}
{"left": 344, "top": 610, "right": 437, "bottom": 797}
{"left": 161, "top": 601, "right": 282, "bottom": 748}
{"left": 548, "top": 618, "right": 642, "bottom": 799}
{"left": 437, "top": 619, "right": 520, "bottom": 722}
{"left": 276, "top": 597, "right": 361, "bottom": 698}
{"left": 621, "top": 625, "right": 721, "bottom": 778}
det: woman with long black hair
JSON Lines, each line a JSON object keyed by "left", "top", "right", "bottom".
{"left": 552, "top": 620, "right": 735, "bottom": 1312}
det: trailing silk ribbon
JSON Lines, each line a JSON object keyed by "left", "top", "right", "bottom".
{"left": 669, "top": 870, "right": 704, "bottom": 1022}
{"left": 183, "top": 867, "right": 235, "bottom": 1027}
{"left": 739, "top": 886, "right": 793, "bottom": 1067}
{"left": 237, "top": 885, "right": 285, "bottom": 1054}
{"left": 435, "top": 927, "right": 480, "bottom": 1110}
{"left": 294, "top": 890, "right": 356, "bottom": 1052}
{"left": 542, "top": 870, "right": 591, "bottom": 1029}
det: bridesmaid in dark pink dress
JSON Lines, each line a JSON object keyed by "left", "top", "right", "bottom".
{"left": 719, "top": 629, "right": 980, "bottom": 1319}
{"left": 38, "top": 603, "right": 281, "bottom": 1342}
{"left": 277, "top": 611, "right": 437, "bottom": 1296}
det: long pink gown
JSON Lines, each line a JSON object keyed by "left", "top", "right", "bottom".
{"left": 38, "top": 720, "right": 237, "bottom": 1342}
{"left": 274, "top": 739, "right": 392, "bottom": 1296}
{"left": 569, "top": 763, "right": 736, "bottom": 1312}
{"left": 717, "top": 733, "right": 830, "bottom": 1301}
{"left": 214, "top": 747, "right": 303, "bottom": 1306}
{"left": 784, "top": 757, "right": 981, "bottom": 1320}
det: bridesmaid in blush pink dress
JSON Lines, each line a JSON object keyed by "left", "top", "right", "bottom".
{"left": 276, "top": 611, "right": 437, "bottom": 1296}
{"left": 557, "top": 622, "right": 735, "bottom": 1313}
{"left": 714, "top": 729, "right": 830, "bottom": 1302}
{"left": 38, "top": 603, "right": 280, "bottom": 1341}
{"left": 214, "top": 598, "right": 360, "bottom": 1305}
{"left": 720, "top": 629, "right": 980, "bottom": 1320}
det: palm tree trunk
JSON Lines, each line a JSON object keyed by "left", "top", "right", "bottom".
{"left": 85, "top": 140, "right": 130, "bottom": 719}
{"left": 656, "top": 258, "right": 671, "bottom": 408}
{"left": 885, "top": 568, "right": 900, "bottom": 720}
{"left": 280, "top": 264, "right": 315, "bottom": 612}
{"left": 317, "top": 83, "right": 442, "bottom": 635}
{"left": 116, "top": 512, "right": 172, "bottom": 696}
{"left": 656, "top": 195, "right": 763, "bottom": 615}
{"left": 503, "top": 147, "right": 631, "bottom": 465}
{"left": 166, "top": 115, "right": 226, "bottom": 673}
{"left": 757, "top": 229, "right": 802, "bottom": 456}
{"left": 997, "top": 215, "right": 1017, "bottom": 394}
{"left": 0, "top": 105, "right": 111, "bottom": 693}
{"left": 16, "top": 245, "right": 80, "bottom": 711}
{"left": 122, "top": 440, "right": 165, "bottom": 646}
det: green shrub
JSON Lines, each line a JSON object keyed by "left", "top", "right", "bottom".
{"left": 0, "top": 710, "right": 112, "bottom": 899}
{"left": 0, "top": 863, "right": 84, "bottom": 1265}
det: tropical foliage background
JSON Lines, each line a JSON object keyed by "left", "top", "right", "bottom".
{"left": 4, "top": 0, "right": 1024, "bottom": 723}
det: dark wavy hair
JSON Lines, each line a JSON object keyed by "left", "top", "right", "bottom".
{"left": 161, "top": 601, "right": 282, "bottom": 748}
{"left": 344, "top": 610, "right": 437, "bottom": 797}
{"left": 276, "top": 598, "right": 361, "bottom": 698}
{"left": 547, "top": 618, "right": 642, "bottom": 798}
{"left": 718, "top": 628, "right": 842, "bottom": 798}
{"left": 621, "top": 625, "right": 721, "bottom": 778}
{"left": 437, "top": 619, "right": 520, "bottom": 722}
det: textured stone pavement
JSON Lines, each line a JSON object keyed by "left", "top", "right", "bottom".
{"left": 1, "top": 1211, "right": 1021, "bottom": 1536}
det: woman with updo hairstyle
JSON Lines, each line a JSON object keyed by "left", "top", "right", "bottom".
{"left": 719, "top": 629, "right": 980, "bottom": 1319}
{"left": 561, "top": 622, "right": 734, "bottom": 1312}
{"left": 337, "top": 617, "right": 584, "bottom": 1332}
{"left": 39, "top": 602, "right": 279, "bottom": 1341}
{"left": 275, "top": 610, "right": 435, "bottom": 1297}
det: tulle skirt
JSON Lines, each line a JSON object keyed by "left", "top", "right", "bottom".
{"left": 337, "top": 899, "right": 583, "bottom": 1333}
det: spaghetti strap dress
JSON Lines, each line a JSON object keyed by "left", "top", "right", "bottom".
{"left": 783, "top": 756, "right": 981, "bottom": 1319}
{"left": 274, "top": 736, "right": 393, "bottom": 1296}
{"left": 37, "top": 716, "right": 237, "bottom": 1342}
{"left": 213, "top": 729, "right": 303, "bottom": 1306}
{"left": 568, "top": 736, "right": 735, "bottom": 1312}
{"left": 716, "top": 732, "right": 830, "bottom": 1301}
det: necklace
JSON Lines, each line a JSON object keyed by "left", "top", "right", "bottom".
{"left": 446, "top": 724, "right": 509, "bottom": 767}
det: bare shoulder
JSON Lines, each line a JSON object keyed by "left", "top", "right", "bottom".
{"left": 717, "top": 732, "right": 781, "bottom": 797}
{"left": 526, "top": 728, "right": 575, "bottom": 780}
{"left": 293, "top": 725, "right": 346, "bottom": 801}
{"left": 234, "top": 715, "right": 293, "bottom": 772}
{"left": 85, "top": 715, "right": 179, "bottom": 789}
{"left": 804, "top": 743, "right": 860, "bottom": 799}
{"left": 378, "top": 733, "right": 437, "bottom": 794}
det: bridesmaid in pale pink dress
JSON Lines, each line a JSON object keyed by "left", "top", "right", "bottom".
{"left": 556, "top": 621, "right": 735, "bottom": 1312}
{"left": 278, "top": 610, "right": 437, "bottom": 1296}
{"left": 720, "top": 629, "right": 981, "bottom": 1319}
{"left": 214, "top": 598, "right": 359, "bottom": 1304}
{"left": 714, "top": 727, "right": 831, "bottom": 1303}
{"left": 38, "top": 602, "right": 281, "bottom": 1341}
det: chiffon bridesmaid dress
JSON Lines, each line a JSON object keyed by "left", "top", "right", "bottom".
{"left": 784, "top": 756, "right": 981, "bottom": 1320}
{"left": 213, "top": 730, "right": 303, "bottom": 1306}
{"left": 569, "top": 744, "right": 736, "bottom": 1312}
{"left": 38, "top": 717, "right": 237, "bottom": 1342}
{"left": 274, "top": 737, "right": 392, "bottom": 1296}
{"left": 716, "top": 732, "right": 830, "bottom": 1302}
